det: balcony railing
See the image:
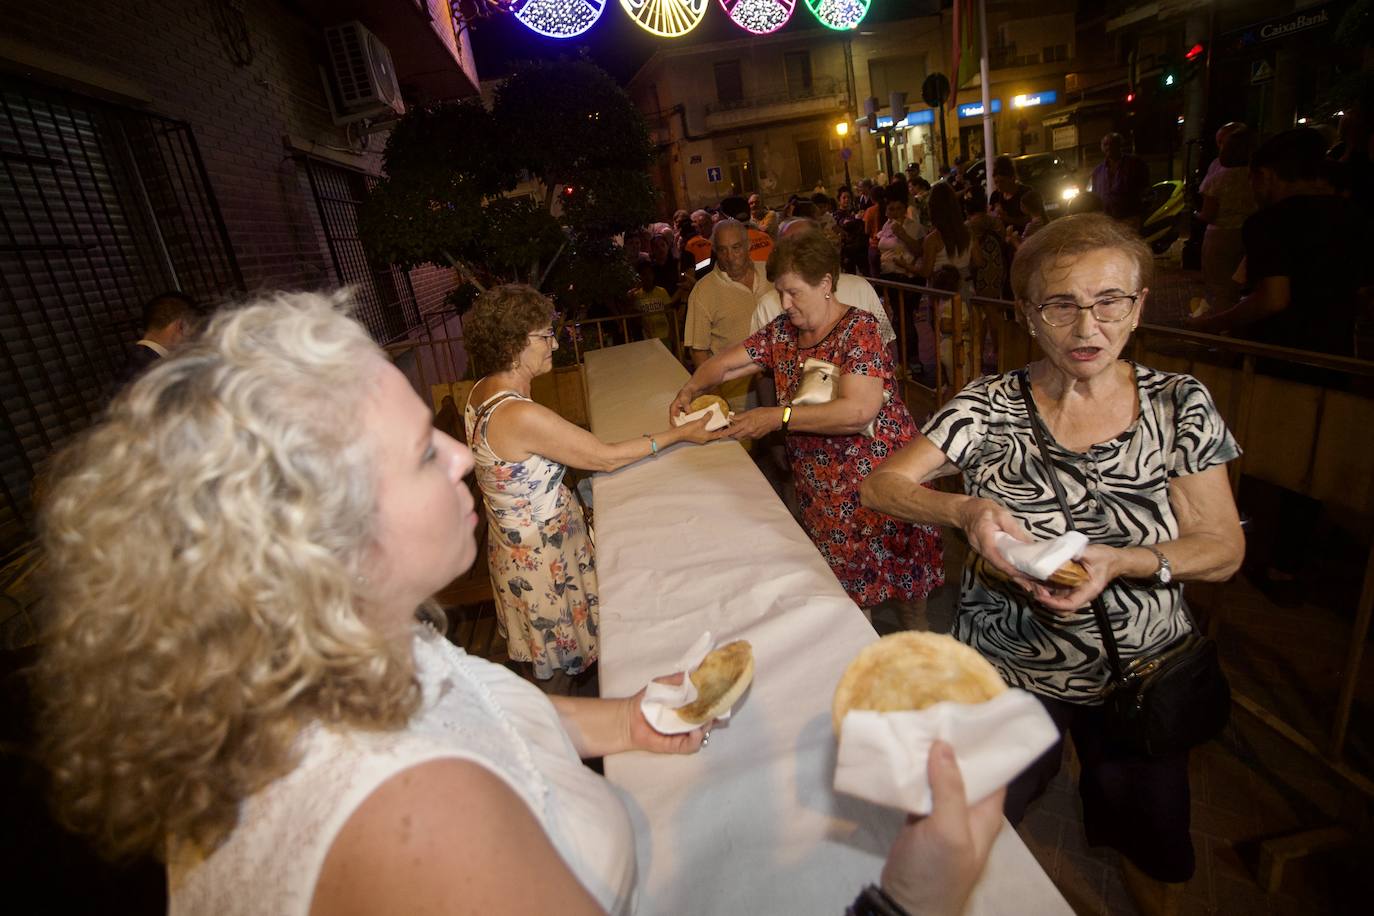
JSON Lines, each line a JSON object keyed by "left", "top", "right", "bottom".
{"left": 704, "top": 77, "right": 846, "bottom": 115}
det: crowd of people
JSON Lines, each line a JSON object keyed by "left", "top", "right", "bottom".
{"left": 35, "top": 114, "right": 1372, "bottom": 916}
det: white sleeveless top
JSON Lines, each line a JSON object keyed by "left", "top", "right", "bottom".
{"left": 931, "top": 238, "right": 974, "bottom": 303}
{"left": 167, "top": 627, "right": 637, "bottom": 915}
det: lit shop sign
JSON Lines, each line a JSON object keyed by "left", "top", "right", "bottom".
{"left": 1012, "top": 91, "right": 1058, "bottom": 109}
{"left": 1223, "top": 3, "right": 1333, "bottom": 51}
{"left": 876, "top": 110, "right": 936, "bottom": 128}
{"left": 1261, "top": 8, "right": 1329, "bottom": 40}
{"left": 958, "top": 99, "right": 1002, "bottom": 118}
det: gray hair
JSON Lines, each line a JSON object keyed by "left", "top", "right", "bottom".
{"left": 710, "top": 218, "right": 748, "bottom": 247}
{"left": 778, "top": 217, "right": 821, "bottom": 238}
{"left": 691, "top": 209, "right": 710, "bottom": 221}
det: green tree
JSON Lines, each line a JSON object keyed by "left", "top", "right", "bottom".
{"left": 359, "top": 58, "right": 655, "bottom": 316}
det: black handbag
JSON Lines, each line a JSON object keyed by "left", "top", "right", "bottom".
{"left": 1018, "top": 372, "right": 1230, "bottom": 757}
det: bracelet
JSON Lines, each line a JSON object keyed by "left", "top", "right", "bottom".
{"left": 845, "top": 884, "right": 911, "bottom": 916}
{"left": 780, "top": 405, "right": 792, "bottom": 433}
{"left": 649, "top": 437, "right": 659, "bottom": 455}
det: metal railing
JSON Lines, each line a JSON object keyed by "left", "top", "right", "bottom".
{"left": 704, "top": 77, "right": 846, "bottom": 115}
{"left": 383, "top": 308, "right": 687, "bottom": 410}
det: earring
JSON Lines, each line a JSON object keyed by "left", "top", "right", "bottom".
{"left": 825, "top": 292, "right": 831, "bottom": 299}
{"left": 1028, "top": 326, "right": 1037, "bottom": 339}
{"left": 1131, "top": 322, "right": 1138, "bottom": 331}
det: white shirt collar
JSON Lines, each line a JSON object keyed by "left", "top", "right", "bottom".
{"left": 135, "top": 339, "right": 169, "bottom": 357}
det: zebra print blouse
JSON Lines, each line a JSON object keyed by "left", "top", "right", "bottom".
{"left": 921, "top": 363, "right": 1240, "bottom": 702}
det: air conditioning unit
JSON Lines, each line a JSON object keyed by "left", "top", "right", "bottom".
{"left": 324, "top": 21, "right": 404, "bottom": 121}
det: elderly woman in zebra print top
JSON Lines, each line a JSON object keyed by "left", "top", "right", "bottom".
{"left": 861, "top": 214, "right": 1244, "bottom": 915}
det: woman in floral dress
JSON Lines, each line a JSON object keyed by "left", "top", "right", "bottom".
{"left": 670, "top": 233, "right": 944, "bottom": 613}
{"left": 465, "top": 285, "right": 720, "bottom": 691}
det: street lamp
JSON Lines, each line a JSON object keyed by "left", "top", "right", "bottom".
{"left": 835, "top": 119, "right": 852, "bottom": 190}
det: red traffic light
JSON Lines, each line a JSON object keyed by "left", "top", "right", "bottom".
{"left": 1126, "top": 91, "right": 1136, "bottom": 103}
{"left": 1185, "top": 42, "right": 1205, "bottom": 61}
{"left": 563, "top": 185, "right": 576, "bottom": 197}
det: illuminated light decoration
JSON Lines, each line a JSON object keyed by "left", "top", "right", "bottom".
{"left": 719, "top": 0, "right": 795, "bottom": 35}
{"left": 803, "top": 0, "right": 870, "bottom": 31}
{"left": 620, "top": 0, "right": 708, "bottom": 37}
{"left": 512, "top": 0, "right": 607, "bottom": 38}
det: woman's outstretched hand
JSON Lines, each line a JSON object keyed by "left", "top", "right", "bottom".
{"left": 668, "top": 387, "right": 696, "bottom": 425}
{"left": 621, "top": 674, "right": 709, "bottom": 755}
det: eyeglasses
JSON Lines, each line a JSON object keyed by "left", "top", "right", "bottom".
{"left": 528, "top": 330, "right": 557, "bottom": 341}
{"left": 1032, "top": 293, "right": 1140, "bottom": 327}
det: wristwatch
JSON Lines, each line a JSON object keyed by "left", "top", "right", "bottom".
{"left": 1148, "top": 547, "right": 1173, "bottom": 586}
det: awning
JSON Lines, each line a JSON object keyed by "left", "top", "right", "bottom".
{"left": 1040, "top": 100, "right": 1120, "bottom": 129}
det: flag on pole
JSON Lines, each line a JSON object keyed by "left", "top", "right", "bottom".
{"left": 950, "top": 0, "right": 977, "bottom": 107}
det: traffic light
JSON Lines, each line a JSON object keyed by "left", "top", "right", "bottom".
{"left": 890, "top": 91, "right": 908, "bottom": 124}
{"left": 1184, "top": 42, "right": 1206, "bottom": 81}
{"left": 864, "top": 96, "right": 879, "bottom": 132}
{"left": 1159, "top": 54, "right": 1179, "bottom": 91}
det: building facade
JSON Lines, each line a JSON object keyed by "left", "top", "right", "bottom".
{"left": 629, "top": 2, "right": 1082, "bottom": 213}
{"left": 0, "top": 0, "right": 478, "bottom": 551}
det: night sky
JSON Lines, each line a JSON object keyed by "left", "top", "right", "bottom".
{"left": 469, "top": 1, "right": 945, "bottom": 85}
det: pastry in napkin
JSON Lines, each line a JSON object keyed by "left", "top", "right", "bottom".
{"left": 832, "top": 632, "right": 1005, "bottom": 734}
{"left": 673, "top": 394, "right": 731, "bottom": 431}
{"left": 641, "top": 633, "right": 754, "bottom": 734}
{"left": 991, "top": 530, "right": 1089, "bottom": 586}
{"left": 832, "top": 632, "right": 1058, "bottom": 815}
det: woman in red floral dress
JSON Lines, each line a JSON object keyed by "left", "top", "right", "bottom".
{"left": 671, "top": 231, "right": 943, "bottom": 611}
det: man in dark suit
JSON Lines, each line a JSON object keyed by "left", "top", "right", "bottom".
{"left": 114, "top": 291, "right": 200, "bottom": 389}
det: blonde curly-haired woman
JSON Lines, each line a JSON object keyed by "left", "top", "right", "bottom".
{"left": 32, "top": 292, "right": 708, "bottom": 916}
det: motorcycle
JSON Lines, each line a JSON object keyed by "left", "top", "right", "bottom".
{"left": 1140, "top": 179, "right": 1186, "bottom": 254}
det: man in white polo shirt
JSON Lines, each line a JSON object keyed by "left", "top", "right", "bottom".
{"left": 683, "top": 218, "right": 769, "bottom": 413}
{"left": 750, "top": 218, "right": 896, "bottom": 346}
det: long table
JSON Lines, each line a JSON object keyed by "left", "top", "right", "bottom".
{"left": 587, "top": 340, "right": 1069, "bottom": 915}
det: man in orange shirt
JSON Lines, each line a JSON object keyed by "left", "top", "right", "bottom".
{"left": 721, "top": 195, "right": 775, "bottom": 263}
{"left": 682, "top": 209, "right": 714, "bottom": 274}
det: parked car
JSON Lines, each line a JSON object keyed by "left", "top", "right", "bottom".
{"left": 960, "top": 153, "right": 1083, "bottom": 215}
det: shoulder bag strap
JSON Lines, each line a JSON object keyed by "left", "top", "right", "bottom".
{"left": 1016, "top": 371, "right": 1128, "bottom": 682}
{"left": 473, "top": 390, "right": 522, "bottom": 442}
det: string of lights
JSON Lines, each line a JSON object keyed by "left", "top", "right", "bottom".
{"left": 513, "top": 0, "right": 607, "bottom": 38}
{"left": 719, "top": 0, "right": 797, "bottom": 36}
{"left": 619, "top": 0, "right": 709, "bottom": 37}
{"left": 473, "top": 0, "right": 869, "bottom": 38}
{"left": 803, "top": 0, "right": 870, "bottom": 32}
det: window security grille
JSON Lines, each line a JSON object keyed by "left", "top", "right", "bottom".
{"left": 0, "top": 77, "right": 242, "bottom": 553}
{"left": 299, "top": 156, "right": 419, "bottom": 344}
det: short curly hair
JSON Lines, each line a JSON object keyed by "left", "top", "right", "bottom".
{"left": 35, "top": 290, "right": 424, "bottom": 861}
{"left": 766, "top": 229, "right": 840, "bottom": 288}
{"left": 464, "top": 284, "right": 555, "bottom": 375}
{"left": 1010, "top": 213, "right": 1153, "bottom": 302}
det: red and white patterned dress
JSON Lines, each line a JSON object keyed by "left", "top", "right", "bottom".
{"left": 743, "top": 308, "right": 944, "bottom": 607}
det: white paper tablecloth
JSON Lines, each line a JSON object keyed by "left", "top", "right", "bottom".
{"left": 586, "top": 340, "right": 1069, "bottom": 916}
